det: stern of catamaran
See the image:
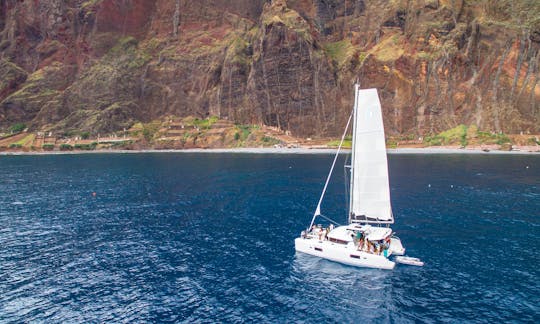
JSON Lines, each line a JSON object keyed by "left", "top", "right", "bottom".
{"left": 389, "top": 235, "right": 405, "bottom": 256}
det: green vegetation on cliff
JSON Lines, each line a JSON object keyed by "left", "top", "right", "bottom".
{"left": 60, "top": 144, "right": 73, "bottom": 151}
{"left": 13, "top": 134, "right": 35, "bottom": 147}
{"left": 424, "top": 125, "right": 513, "bottom": 147}
{"left": 74, "top": 142, "right": 97, "bottom": 150}
{"left": 324, "top": 40, "right": 357, "bottom": 69}
{"left": 191, "top": 116, "right": 219, "bottom": 130}
{"left": 472, "top": 0, "right": 540, "bottom": 29}
{"left": 141, "top": 121, "right": 161, "bottom": 142}
{"left": 425, "top": 125, "right": 469, "bottom": 147}
{"left": 326, "top": 137, "right": 352, "bottom": 149}
{"left": 0, "top": 60, "right": 27, "bottom": 95}
{"left": 234, "top": 125, "right": 255, "bottom": 143}
{"left": 42, "top": 144, "right": 54, "bottom": 151}
{"left": 9, "top": 123, "right": 26, "bottom": 133}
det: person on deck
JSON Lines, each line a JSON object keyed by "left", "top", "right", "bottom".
{"left": 358, "top": 237, "right": 364, "bottom": 251}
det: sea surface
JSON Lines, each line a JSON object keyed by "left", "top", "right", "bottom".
{"left": 0, "top": 153, "right": 538, "bottom": 323}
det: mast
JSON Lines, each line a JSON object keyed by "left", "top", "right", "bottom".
{"left": 348, "top": 83, "right": 360, "bottom": 224}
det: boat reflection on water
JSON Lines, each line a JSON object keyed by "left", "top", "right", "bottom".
{"left": 290, "top": 252, "right": 397, "bottom": 321}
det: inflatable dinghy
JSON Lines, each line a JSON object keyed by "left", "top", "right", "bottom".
{"left": 395, "top": 256, "right": 424, "bottom": 266}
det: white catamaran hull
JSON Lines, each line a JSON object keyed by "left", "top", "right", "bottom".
{"left": 295, "top": 237, "right": 395, "bottom": 270}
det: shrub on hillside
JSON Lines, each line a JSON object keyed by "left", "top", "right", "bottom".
{"left": 74, "top": 142, "right": 97, "bottom": 150}
{"left": 60, "top": 144, "right": 73, "bottom": 151}
{"left": 42, "top": 144, "right": 54, "bottom": 151}
{"left": 9, "top": 123, "right": 26, "bottom": 133}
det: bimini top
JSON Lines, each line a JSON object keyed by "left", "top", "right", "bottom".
{"left": 327, "top": 226, "right": 354, "bottom": 243}
{"left": 346, "top": 224, "right": 392, "bottom": 241}
{"left": 327, "top": 225, "right": 392, "bottom": 242}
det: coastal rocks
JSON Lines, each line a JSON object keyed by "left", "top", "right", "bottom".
{"left": 93, "top": 0, "right": 155, "bottom": 37}
{"left": 246, "top": 0, "right": 339, "bottom": 136}
{"left": 34, "top": 36, "right": 147, "bottom": 134}
{"left": 0, "top": 60, "right": 27, "bottom": 100}
{"left": 0, "top": 61, "right": 75, "bottom": 127}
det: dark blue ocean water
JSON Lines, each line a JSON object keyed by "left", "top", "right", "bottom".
{"left": 0, "top": 153, "right": 538, "bottom": 322}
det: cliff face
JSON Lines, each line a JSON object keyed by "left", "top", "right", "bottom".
{"left": 0, "top": 0, "right": 539, "bottom": 136}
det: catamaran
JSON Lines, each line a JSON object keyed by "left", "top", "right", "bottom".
{"left": 295, "top": 84, "right": 416, "bottom": 270}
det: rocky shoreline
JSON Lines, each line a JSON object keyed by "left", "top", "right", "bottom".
{"left": 1, "top": 145, "right": 539, "bottom": 156}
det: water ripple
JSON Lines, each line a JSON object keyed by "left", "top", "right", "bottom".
{"left": 0, "top": 153, "right": 538, "bottom": 322}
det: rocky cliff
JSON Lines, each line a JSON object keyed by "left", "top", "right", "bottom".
{"left": 1, "top": 0, "right": 539, "bottom": 137}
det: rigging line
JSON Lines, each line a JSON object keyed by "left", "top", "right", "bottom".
{"left": 308, "top": 108, "right": 354, "bottom": 230}
{"left": 317, "top": 214, "right": 342, "bottom": 226}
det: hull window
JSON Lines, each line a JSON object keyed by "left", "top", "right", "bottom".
{"left": 329, "top": 237, "right": 348, "bottom": 245}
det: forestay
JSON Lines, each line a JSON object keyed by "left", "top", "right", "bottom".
{"left": 349, "top": 86, "right": 393, "bottom": 223}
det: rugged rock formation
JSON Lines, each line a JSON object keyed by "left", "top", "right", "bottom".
{"left": 0, "top": 0, "right": 539, "bottom": 137}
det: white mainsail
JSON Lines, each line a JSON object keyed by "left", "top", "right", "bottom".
{"left": 349, "top": 86, "right": 393, "bottom": 223}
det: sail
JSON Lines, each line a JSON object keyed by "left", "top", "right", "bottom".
{"left": 349, "top": 86, "right": 393, "bottom": 223}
